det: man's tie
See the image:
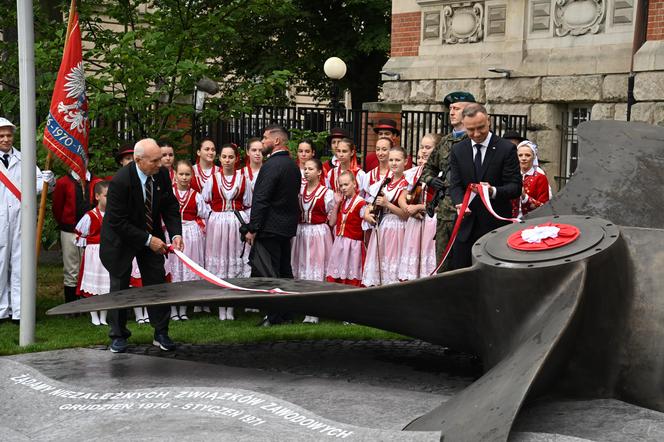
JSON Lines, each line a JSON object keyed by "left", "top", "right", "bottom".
{"left": 145, "top": 177, "right": 153, "bottom": 233}
{"left": 474, "top": 144, "right": 483, "bottom": 180}
{"left": 0, "top": 153, "right": 9, "bottom": 168}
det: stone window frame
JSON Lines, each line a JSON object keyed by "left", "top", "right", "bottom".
{"left": 605, "top": 0, "right": 636, "bottom": 34}
{"left": 417, "top": 0, "right": 446, "bottom": 46}
{"left": 484, "top": 0, "right": 508, "bottom": 41}
{"left": 527, "top": 0, "right": 554, "bottom": 39}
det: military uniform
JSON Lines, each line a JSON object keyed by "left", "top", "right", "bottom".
{"left": 420, "top": 131, "right": 468, "bottom": 272}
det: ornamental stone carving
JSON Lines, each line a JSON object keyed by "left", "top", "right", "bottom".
{"left": 441, "top": 2, "right": 484, "bottom": 44}
{"left": 553, "top": 0, "right": 606, "bottom": 36}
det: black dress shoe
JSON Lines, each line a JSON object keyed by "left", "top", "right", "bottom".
{"left": 110, "top": 338, "right": 128, "bottom": 353}
{"left": 153, "top": 334, "right": 176, "bottom": 351}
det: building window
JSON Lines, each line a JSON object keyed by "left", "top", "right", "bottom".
{"left": 558, "top": 106, "right": 591, "bottom": 188}
{"left": 529, "top": 0, "right": 552, "bottom": 33}
{"left": 486, "top": 4, "right": 507, "bottom": 36}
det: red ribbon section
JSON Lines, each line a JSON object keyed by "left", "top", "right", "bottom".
{"left": 167, "top": 245, "right": 297, "bottom": 294}
{"left": 507, "top": 222, "right": 580, "bottom": 251}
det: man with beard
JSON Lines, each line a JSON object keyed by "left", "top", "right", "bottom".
{"left": 244, "top": 125, "right": 301, "bottom": 326}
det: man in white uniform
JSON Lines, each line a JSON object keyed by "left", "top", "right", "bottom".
{"left": 0, "top": 117, "right": 55, "bottom": 322}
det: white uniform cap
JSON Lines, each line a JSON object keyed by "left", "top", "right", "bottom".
{"left": 0, "top": 118, "right": 16, "bottom": 130}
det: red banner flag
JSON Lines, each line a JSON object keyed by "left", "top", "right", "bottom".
{"left": 43, "top": 6, "right": 88, "bottom": 178}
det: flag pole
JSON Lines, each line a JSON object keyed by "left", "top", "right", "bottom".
{"left": 17, "top": 0, "right": 38, "bottom": 345}
{"left": 36, "top": 0, "right": 77, "bottom": 260}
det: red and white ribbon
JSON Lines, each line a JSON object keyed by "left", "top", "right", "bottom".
{"left": 476, "top": 183, "right": 522, "bottom": 223}
{"left": 167, "top": 246, "right": 297, "bottom": 294}
{"left": 430, "top": 183, "right": 522, "bottom": 275}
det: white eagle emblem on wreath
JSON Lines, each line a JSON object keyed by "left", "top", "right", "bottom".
{"left": 57, "top": 61, "right": 88, "bottom": 136}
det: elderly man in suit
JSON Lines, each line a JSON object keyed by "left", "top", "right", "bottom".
{"left": 448, "top": 103, "right": 521, "bottom": 269}
{"left": 100, "top": 138, "right": 183, "bottom": 353}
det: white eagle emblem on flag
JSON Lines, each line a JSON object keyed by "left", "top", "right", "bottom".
{"left": 57, "top": 61, "right": 88, "bottom": 136}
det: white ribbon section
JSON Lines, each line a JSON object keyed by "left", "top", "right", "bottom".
{"left": 520, "top": 225, "right": 560, "bottom": 244}
{"left": 477, "top": 184, "right": 522, "bottom": 223}
{"left": 169, "top": 247, "right": 295, "bottom": 294}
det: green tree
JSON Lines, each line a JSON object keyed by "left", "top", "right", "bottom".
{"left": 0, "top": 0, "right": 391, "bottom": 173}
{"left": 220, "top": 0, "right": 391, "bottom": 108}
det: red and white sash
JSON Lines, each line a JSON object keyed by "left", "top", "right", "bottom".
{"left": 0, "top": 168, "right": 21, "bottom": 201}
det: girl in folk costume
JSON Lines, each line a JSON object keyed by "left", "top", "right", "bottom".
{"left": 159, "top": 140, "right": 177, "bottom": 287}
{"left": 191, "top": 137, "right": 219, "bottom": 194}
{"left": 362, "top": 147, "right": 410, "bottom": 287}
{"left": 398, "top": 148, "right": 438, "bottom": 280}
{"left": 297, "top": 139, "right": 320, "bottom": 185}
{"left": 240, "top": 138, "right": 263, "bottom": 315}
{"left": 325, "top": 138, "right": 366, "bottom": 196}
{"left": 203, "top": 144, "right": 252, "bottom": 321}
{"left": 75, "top": 181, "right": 111, "bottom": 326}
{"left": 169, "top": 160, "right": 210, "bottom": 321}
{"left": 242, "top": 138, "right": 263, "bottom": 196}
{"left": 159, "top": 140, "right": 176, "bottom": 185}
{"left": 291, "top": 159, "right": 335, "bottom": 324}
{"left": 361, "top": 137, "right": 393, "bottom": 195}
{"left": 512, "top": 140, "right": 551, "bottom": 218}
{"left": 326, "top": 170, "right": 368, "bottom": 287}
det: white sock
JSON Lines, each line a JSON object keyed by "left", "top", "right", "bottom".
{"left": 226, "top": 307, "right": 234, "bottom": 320}
{"left": 179, "top": 306, "right": 187, "bottom": 316}
{"left": 171, "top": 306, "right": 178, "bottom": 317}
{"left": 134, "top": 307, "right": 144, "bottom": 321}
{"left": 90, "top": 311, "right": 100, "bottom": 326}
{"left": 219, "top": 307, "right": 226, "bottom": 320}
{"left": 99, "top": 310, "right": 108, "bottom": 325}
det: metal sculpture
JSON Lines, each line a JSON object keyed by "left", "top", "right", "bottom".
{"left": 48, "top": 121, "right": 664, "bottom": 441}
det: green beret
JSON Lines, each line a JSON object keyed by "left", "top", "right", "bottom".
{"left": 443, "top": 91, "right": 476, "bottom": 108}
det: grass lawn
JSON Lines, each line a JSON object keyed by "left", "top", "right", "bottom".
{"left": 0, "top": 263, "right": 407, "bottom": 356}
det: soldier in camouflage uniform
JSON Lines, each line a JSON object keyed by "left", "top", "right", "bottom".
{"left": 420, "top": 91, "right": 476, "bottom": 272}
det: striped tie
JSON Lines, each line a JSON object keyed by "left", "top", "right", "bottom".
{"left": 145, "top": 177, "right": 153, "bottom": 233}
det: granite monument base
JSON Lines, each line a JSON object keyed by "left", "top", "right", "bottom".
{"left": 3, "top": 346, "right": 664, "bottom": 441}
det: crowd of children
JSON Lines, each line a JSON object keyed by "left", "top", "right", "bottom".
{"left": 72, "top": 129, "right": 443, "bottom": 326}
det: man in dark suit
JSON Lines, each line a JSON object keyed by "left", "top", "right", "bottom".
{"left": 100, "top": 138, "right": 183, "bottom": 353}
{"left": 244, "top": 124, "right": 301, "bottom": 326}
{"left": 448, "top": 103, "right": 521, "bottom": 269}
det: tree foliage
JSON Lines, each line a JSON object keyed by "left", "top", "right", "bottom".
{"left": 0, "top": 0, "right": 390, "bottom": 176}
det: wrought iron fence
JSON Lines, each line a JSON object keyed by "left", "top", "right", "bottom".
{"left": 198, "top": 106, "right": 369, "bottom": 159}
{"left": 557, "top": 107, "right": 591, "bottom": 188}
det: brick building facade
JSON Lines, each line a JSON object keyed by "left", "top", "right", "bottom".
{"left": 377, "top": 0, "right": 656, "bottom": 190}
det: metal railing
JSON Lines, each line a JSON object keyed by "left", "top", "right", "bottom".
{"left": 198, "top": 106, "right": 369, "bottom": 159}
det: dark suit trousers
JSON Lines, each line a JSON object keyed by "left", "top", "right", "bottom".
{"left": 450, "top": 225, "right": 484, "bottom": 270}
{"left": 108, "top": 247, "right": 170, "bottom": 340}
{"left": 250, "top": 235, "right": 294, "bottom": 323}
